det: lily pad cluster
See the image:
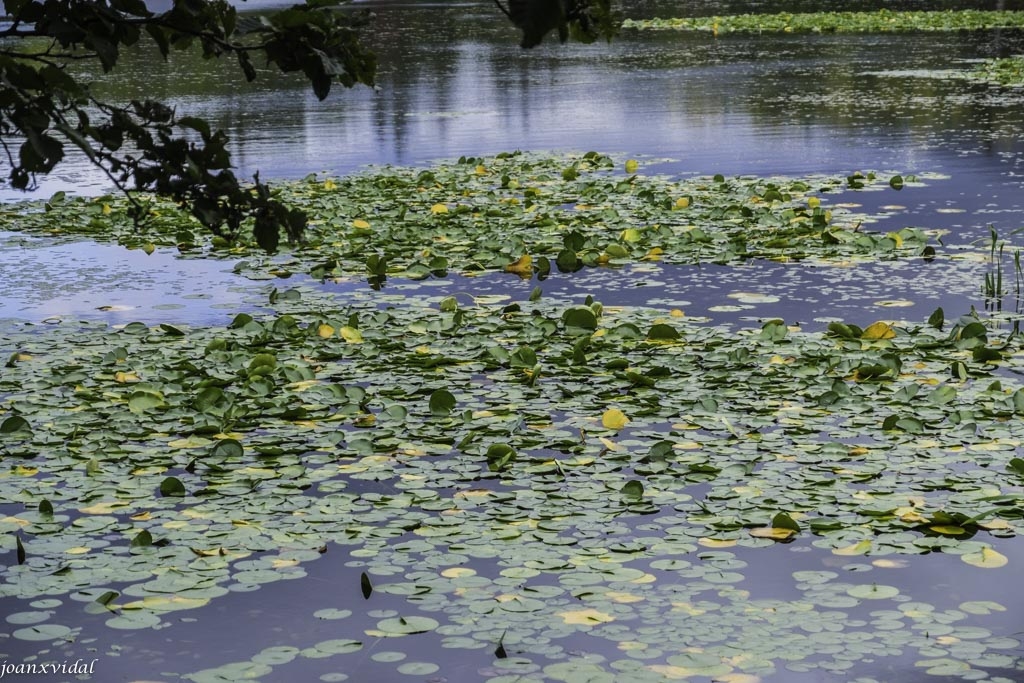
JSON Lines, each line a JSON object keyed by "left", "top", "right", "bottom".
{"left": 623, "top": 10, "right": 1024, "bottom": 35}
{"left": 969, "top": 56, "right": 1024, "bottom": 88}
{"left": 3, "top": 273, "right": 1024, "bottom": 679}
{"left": 0, "top": 153, "right": 928, "bottom": 283}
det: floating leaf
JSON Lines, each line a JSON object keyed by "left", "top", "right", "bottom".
{"left": 486, "top": 443, "right": 517, "bottom": 472}
{"left": 647, "top": 323, "right": 680, "bottom": 341}
{"left": 159, "top": 477, "right": 186, "bottom": 497}
{"left": 339, "top": 326, "right": 363, "bottom": 343}
{"left": 504, "top": 254, "right": 533, "bottom": 276}
{"left": 961, "top": 547, "right": 1008, "bottom": 569}
{"left": 862, "top": 321, "right": 895, "bottom": 340}
{"left": 130, "top": 530, "right": 153, "bottom": 549}
{"left": 374, "top": 616, "right": 439, "bottom": 635}
{"left": 750, "top": 527, "right": 796, "bottom": 541}
{"left": 621, "top": 480, "right": 644, "bottom": 499}
{"left": 847, "top": 584, "right": 900, "bottom": 600}
{"left": 0, "top": 416, "right": 30, "bottom": 433}
{"left": 429, "top": 389, "right": 456, "bottom": 417}
{"left": 602, "top": 408, "right": 630, "bottom": 430}
{"left": 211, "top": 439, "right": 244, "bottom": 459}
{"left": 563, "top": 306, "right": 598, "bottom": 330}
{"left": 557, "top": 609, "right": 615, "bottom": 625}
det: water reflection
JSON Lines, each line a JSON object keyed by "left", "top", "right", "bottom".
{"left": 0, "top": 234, "right": 265, "bottom": 325}
{"left": 3, "top": 0, "right": 1024, "bottom": 206}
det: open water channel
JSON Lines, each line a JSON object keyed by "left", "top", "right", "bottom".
{"left": 2, "top": 1, "right": 1024, "bottom": 682}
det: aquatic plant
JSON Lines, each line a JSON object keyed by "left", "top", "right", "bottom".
{"left": 624, "top": 10, "right": 1024, "bottom": 35}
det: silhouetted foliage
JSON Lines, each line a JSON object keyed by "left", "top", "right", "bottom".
{"left": 0, "top": 0, "right": 618, "bottom": 249}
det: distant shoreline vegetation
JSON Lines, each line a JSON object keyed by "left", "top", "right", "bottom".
{"left": 623, "top": 10, "right": 1024, "bottom": 34}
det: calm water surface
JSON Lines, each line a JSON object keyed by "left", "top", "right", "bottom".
{"left": 2, "top": 2, "right": 1024, "bottom": 682}
{"left": 2, "top": 0, "right": 1024, "bottom": 323}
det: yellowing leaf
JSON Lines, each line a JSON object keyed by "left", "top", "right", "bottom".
{"left": 833, "top": 540, "right": 873, "bottom": 556}
{"left": 978, "top": 519, "right": 1012, "bottom": 531}
{"left": 601, "top": 408, "right": 630, "bottom": 430}
{"left": 718, "top": 675, "right": 762, "bottom": 683}
{"left": 620, "top": 228, "right": 642, "bottom": 242}
{"left": 647, "top": 665, "right": 695, "bottom": 679}
{"left": 674, "top": 197, "right": 690, "bottom": 209}
{"left": 288, "top": 379, "right": 321, "bottom": 392}
{"left": 698, "top": 538, "right": 737, "bottom": 548}
{"left": 598, "top": 437, "right": 622, "bottom": 451}
{"left": 114, "top": 371, "right": 140, "bottom": 383}
{"left": 167, "top": 436, "right": 212, "bottom": 449}
{"left": 0, "top": 516, "right": 29, "bottom": 527}
{"left": 65, "top": 546, "right": 91, "bottom": 555}
{"left": 352, "top": 219, "right": 370, "bottom": 230}
{"left": 441, "top": 567, "right": 476, "bottom": 578}
{"left": 872, "top": 559, "right": 909, "bottom": 569}
{"left": 272, "top": 558, "right": 299, "bottom": 568}
{"left": 929, "top": 525, "right": 966, "bottom": 536}
{"left": 862, "top": 321, "right": 896, "bottom": 340}
{"left": 317, "top": 324, "right": 335, "bottom": 338}
{"left": 79, "top": 501, "right": 130, "bottom": 515}
{"left": 887, "top": 231, "right": 904, "bottom": 247}
{"left": 430, "top": 203, "right": 449, "bottom": 214}
{"left": 807, "top": 197, "right": 820, "bottom": 208}
{"left": 340, "top": 326, "right": 363, "bottom": 343}
{"left": 142, "top": 243, "right": 155, "bottom": 255}
{"left": 505, "top": 254, "right": 533, "bottom": 276}
{"left": 624, "top": 159, "right": 639, "bottom": 173}
{"left": 162, "top": 520, "right": 190, "bottom": 530}
{"left": 557, "top": 608, "right": 615, "bottom": 625}
{"left": 323, "top": 179, "right": 337, "bottom": 190}
{"left": 475, "top": 164, "right": 487, "bottom": 175}
{"left": 670, "top": 309, "right": 685, "bottom": 317}
{"left": 749, "top": 527, "right": 796, "bottom": 540}
{"left": 606, "top": 591, "right": 644, "bottom": 604}
{"left": 961, "top": 547, "right": 1008, "bottom": 569}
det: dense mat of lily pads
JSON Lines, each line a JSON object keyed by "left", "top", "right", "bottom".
{"left": 0, "top": 153, "right": 930, "bottom": 283}
{"left": 3, "top": 279, "right": 1024, "bottom": 680}
{"left": 622, "top": 10, "right": 1024, "bottom": 34}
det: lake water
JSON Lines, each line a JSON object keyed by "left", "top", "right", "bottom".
{"left": 3, "top": 0, "right": 1024, "bottom": 324}
{"left": 3, "top": 2, "right": 1024, "bottom": 682}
